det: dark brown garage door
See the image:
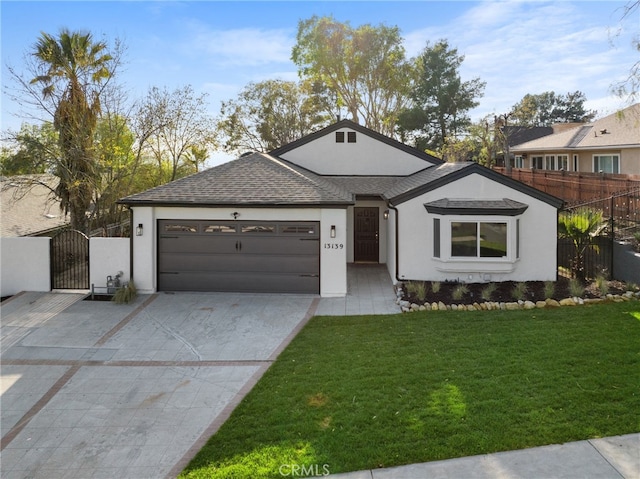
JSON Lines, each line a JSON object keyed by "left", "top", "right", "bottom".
{"left": 158, "top": 220, "right": 320, "bottom": 293}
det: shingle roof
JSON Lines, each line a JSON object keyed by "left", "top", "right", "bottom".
{"left": 383, "top": 162, "right": 473, "bottom": 201}
{"left": 1, "top": 175, "right": 68, "bottom": 237}
{"left": 119, "top": 152, "right": 354, "bottom": 207}
{"left": 384, "top": 161, "right": 564, "bottom": 208}
{"left": 424, "top": 198, "right": 529, "bottom": 216}
{"left": 326, "top": 176, "right": 403, "bottom": 196}
{"left": 511, "top": 103, "right": 640, "bottom": 151}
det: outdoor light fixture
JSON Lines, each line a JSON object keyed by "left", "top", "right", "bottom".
{"left": 383, "top": 210, "right": 389, "bottom": 220}
{"left": 330, "top": 225, "right": 336, "bottom": 238}
{"left": 136, "top": 224, "right": 143, "bottom": 236}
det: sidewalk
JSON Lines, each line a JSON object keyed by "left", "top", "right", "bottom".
{"left": 324, "top": 433, "right": 639, "bottom": 478}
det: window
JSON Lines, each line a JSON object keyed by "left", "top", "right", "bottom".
{"left": 241, "top": 225, "right": 275, "bottom": 233}
{"left": 593, "top": 154, "right": 620, "bottom": 174}
{"left": 347, "top": 131, "right": 357, "bottom": 143}
{"left": 335, "top": 132, "right": 345, "bottom": 143}
{"left": 203, "top": 224, "right": 236, "bottom": 233}
{"left": 164, "top": 224, "right": 197, "bottom": 233}
{"left": 557, "top": 155, "right": 568, "bottom": 170}
{"left": 451, "top": 222, "right": 507, "bottom": 258}
{"left": 515, "top": 155, "right": 525, "bottom": 168}
{"left": 281, "top": 225, "right": 316, "bottom": 234}
{"left": 545, "top": 155, "right": 555, "bottom": 170}
{"left": 531, "top": 156, "right": 543, "bottom": 169}
{"left": 433, "top": 218, "right": 440, "bottom": 258}
{"left": 573, "top": 154, "right": 579, "bottom": 172}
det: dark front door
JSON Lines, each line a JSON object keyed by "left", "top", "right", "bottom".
{"left": 354, "top": 207, "right": 379, "bottom": 262}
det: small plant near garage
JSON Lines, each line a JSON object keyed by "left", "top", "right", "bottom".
{"left": 112, "top": 280, "right": 137, "bottom": 304}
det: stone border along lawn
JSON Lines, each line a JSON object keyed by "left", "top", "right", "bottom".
{"left": 397, "top": 287, "right": 640, "bottom": 313}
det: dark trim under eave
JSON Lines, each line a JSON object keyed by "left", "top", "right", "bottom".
{"left": 424, "top": 205, "right": 529, "bottom": 216}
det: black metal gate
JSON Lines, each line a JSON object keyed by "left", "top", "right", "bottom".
{"left": 51, "top": 229, "right": 90, "bottom": 289}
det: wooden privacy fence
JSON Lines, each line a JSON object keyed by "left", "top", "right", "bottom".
{"left": 493, "top": 167, "right": 640, "bottom": 204}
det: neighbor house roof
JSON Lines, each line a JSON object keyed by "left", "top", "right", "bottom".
{"left": 270, "top": 119, "right": 444, "bottom": 165}
{"left": 1, "top": 175, "right": 68, "bottom": 237}
{"left": 119, "top": 152, "right": 354, "bottom": 207}
{"left": 511, "top": 103, "right": 640, "bottom": 151}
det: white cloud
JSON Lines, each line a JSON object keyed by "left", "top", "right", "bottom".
{"left": 183, "top": 22, "right": 295, "bottom": 67}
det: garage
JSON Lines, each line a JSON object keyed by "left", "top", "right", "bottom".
{"left": 158, "top": 220, "right": 320, "bottom": 293}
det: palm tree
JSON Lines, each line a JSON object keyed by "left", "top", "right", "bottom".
{"left": 30, "top": 29, "right": 113, "bottom": 232}
{"left": 558, "top": 208, "right": 606, "bottom": 282}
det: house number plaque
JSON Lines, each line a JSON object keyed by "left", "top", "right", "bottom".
{"left": 323, "top": 243, "right": 344, "bottom": 249}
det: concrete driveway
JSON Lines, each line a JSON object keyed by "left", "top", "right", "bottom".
{"left": 1, "top": 291, "right": 318, "bottom": 479}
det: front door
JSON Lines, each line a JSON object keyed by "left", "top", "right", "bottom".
{"left": 354, "top": 207, "right": 379, "bottom": 262}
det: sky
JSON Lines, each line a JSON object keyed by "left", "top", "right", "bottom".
{"left": 1, "top": 0, "right": 638, "bottom": 166}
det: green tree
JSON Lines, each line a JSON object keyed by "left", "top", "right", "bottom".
{"left": 0, "top": 122, "right": 58, "bottom": 175}
{"left": 510, "top": 91, "right": 596, "bottom": 127}
{"left": 397, "top": 39, "right": 485, "bottom": 152}
{"left": 558, "top": 208, "right": 606, "bottom": 282}
{"left": 29, "top": 29, "right": 117, "bottom": 232}
{"left": 292, "top": 15, "right": 413, "bottom": 136}
{"left": 217, "top": 79, "right": 331, "bottom": 154}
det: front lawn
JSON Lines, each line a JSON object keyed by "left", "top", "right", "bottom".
{"left": 181, "top": 302, "right": 640, "bottom": 478}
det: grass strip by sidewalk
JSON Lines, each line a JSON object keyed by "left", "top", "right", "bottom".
{"left": 180, "top": 302, "right": 640, "bottom": 478}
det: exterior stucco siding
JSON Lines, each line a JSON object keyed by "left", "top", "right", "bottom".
{"left": 394, "top": 173, "right": 558, "bottom": 283}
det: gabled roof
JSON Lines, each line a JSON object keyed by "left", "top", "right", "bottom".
{"left": 1, "top": 175, "right": 68, "bottom": 237}
{"left": 119, "top": 152, "right": 354, "bottom": 207}
{"left": 511, "top": 103, "right": 640, "bottom": 151}
{"left": 385, "top": 162, "right": 564, "bottom": 209}
{"left": 270, "top": 119, "right": 444, "bottom": 165}
{"left": 504, "top": 126, "right": 554, "bottom": 147}
{"left": 326, "top": 176, "right": 403, "bottom": 196}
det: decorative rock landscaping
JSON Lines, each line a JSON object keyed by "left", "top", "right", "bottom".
{"left": 397, "top": 286, "right": 640, "bottom": 313}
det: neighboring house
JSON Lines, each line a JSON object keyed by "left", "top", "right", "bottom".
{"left": 120, "top": 120, "right": 563, "bottom": 297}
{"left": 510, "top": 104, "right": 640, "bottom": 175}
{"left": 0, "top": 175, "right": 68, "bottom": 237}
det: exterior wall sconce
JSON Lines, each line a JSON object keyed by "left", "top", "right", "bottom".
{"left": 136, "top": 223, "right": 143, "bottom": 236}
{"left": 330, "top": 225, "right": 336, "bottom": 238}
{"left": 383, "top": 210, "right": 389, "bottom": 220}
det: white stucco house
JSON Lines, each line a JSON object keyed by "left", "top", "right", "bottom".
{"left": 119, "top": 120, "right": 563, "bottom": 297}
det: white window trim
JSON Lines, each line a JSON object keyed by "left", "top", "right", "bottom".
{"left": 433, "top": 216, "right": 520, "bottom": 265}
{"left": 593, "top": 153, "right": 620, "bottom": 174}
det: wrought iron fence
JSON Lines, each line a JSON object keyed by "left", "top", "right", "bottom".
{"left": 558, "top": 188, "right": 640, "bottom": 280}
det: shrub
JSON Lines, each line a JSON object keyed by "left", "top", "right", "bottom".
{"left": 112, "top": 281, "right": 137, "bottom": 305}
{"left": 405, "top": 281, "right": 427, "bottom": 302}
{"left": 568, "top": 278, "right": 584, "bottom": 298}
{"left": 431, "top": 281, "right": 441, "bottom": 294}
{"left": 481, "top": 283, "right": 497, "bottom": 301}
{"left": 543, "top": 281, "right": 556, "bottom": 299}
{"left": 511, "top": 282, "right": 528, "bottom": 301}
{"left": 594, "top": 276, "right": 609, "bottom": 296}
{"left": 452, "top": 284, "right": 469, "bottom": 301}
{"left": 626, "top": 282, "right": 638, "bottom": 292}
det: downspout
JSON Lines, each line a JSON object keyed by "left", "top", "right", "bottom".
{"left": 388, "top": 203, "right": 402, "bottom": 283}
{"left": 128, "top": 207, "right": 134, "bottom": 282}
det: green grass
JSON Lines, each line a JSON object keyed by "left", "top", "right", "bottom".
{"left": 180, "top": 302, "right": 640, "bottom": 479}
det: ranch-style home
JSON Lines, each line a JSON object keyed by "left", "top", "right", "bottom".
{"left": 119, "top": 120, "right": 563, "bottom": 297}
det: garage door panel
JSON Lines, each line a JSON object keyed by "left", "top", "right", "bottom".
{"left": 159, "top": 236, "right": 237, "bottom": 254}
{"left": 157, "top": 220, "right": 320, "bottom": 294}
{"left": 159, "top": 253, "right": 319, "bottom": 274}
{"left": 158, "top": 271, "right": 318, "bottom": 293}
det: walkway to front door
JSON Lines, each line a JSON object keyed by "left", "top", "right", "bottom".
{"left": 315, "top": 264, "right": 399, "bottom": 316}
